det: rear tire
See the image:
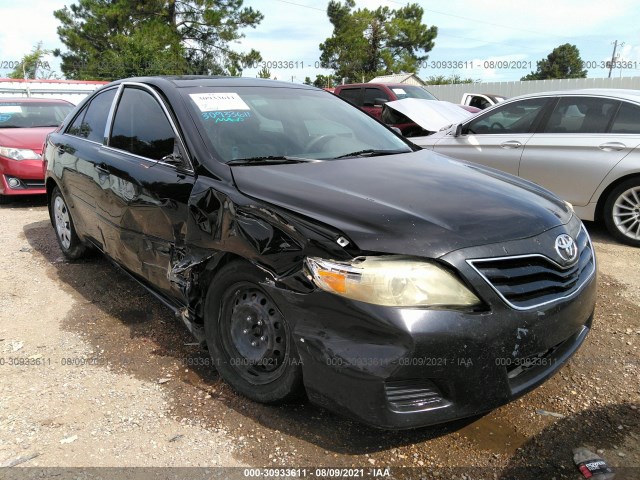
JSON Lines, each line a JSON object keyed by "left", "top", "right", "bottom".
{"left": 50, "top": 186, "right": 86, "bottom": 259}
{"left": 604, "top": 178, "right": 640, "bottom": 247}
{"left": 204, "top": 260, "right": 303, "bottom": 403}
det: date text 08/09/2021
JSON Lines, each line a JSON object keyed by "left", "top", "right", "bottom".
{"left": 224, "top": 59, "right": 639, "bottom": 71}
{"left": 243, "top": 467, "right": 393, "bottom": 478}
{"left": 1, "top": 59, "right": 637, "bottom": 72}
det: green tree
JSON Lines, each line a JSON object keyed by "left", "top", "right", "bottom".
{"left": 426, "top": 74, "right": 476, "bottom": 85}
{"left": 319, "top": 0, "right": 437, "bottom": 83}
{"left": 227, "top": 64, "right": 241, "bottom": 76}
{"left": 303, "top": 76, "right": 312, "bottom": 85}
{"left": 257, "top": 66, "right": 271, "bottom": 79}
{"left": 9, "top": 42, "right": 57, "bottom": 79}
{"left": 54, "top": 0, "right": 263, "bottom": 80}
{"left": 522, "top": 44, "right": 587, "bottom": 80}
{"left": 312, "top": 74, "right": 338, "bottom": 88}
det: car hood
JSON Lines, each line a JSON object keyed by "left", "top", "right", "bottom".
{"left": 385, "top": 99, "right": 473, "bottom": 132}
{"left": 231, "top": 151, "right": 572, "bottom": 258}
{"left": 0, "top": 127, "right": 55, "bottom": 154}
{"left": 410, "top": 128, "right": 451, "bottom": 149}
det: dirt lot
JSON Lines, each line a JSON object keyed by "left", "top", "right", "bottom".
{"left": 0, "top": 196, "right": 638, "bottom": 479}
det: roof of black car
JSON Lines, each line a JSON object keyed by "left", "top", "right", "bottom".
{"left": 112, "top": 76, "right": 318, "bottom": 90}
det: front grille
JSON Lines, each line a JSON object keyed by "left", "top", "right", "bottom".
{"left": 468, "top": 227, "right": 595, "bottom": 310}
{"left": 21, "top": 179, "right": 45, "bottom": 189}
{"left": 384, "top": 379, "right": 450, "bottom": 413}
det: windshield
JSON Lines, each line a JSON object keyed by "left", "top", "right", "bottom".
{"left": 390, "top": 85, "right": 438, "bottom": 101}
{"left": 183, "top": 86, "right": 412, "bottom": 163}
{"left": 0, "top": 102, "right": 73, "bottom": 128}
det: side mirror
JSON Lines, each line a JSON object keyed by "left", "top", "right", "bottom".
{"left": 374, "top": 98, "right": 389, "bottom": 106}
{"left": 454, "top": 124, "right": 463, "bottom": 137}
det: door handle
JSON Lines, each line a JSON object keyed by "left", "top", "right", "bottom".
{"left": 500, "top": 140, "right": 522, "bottom": 149}
{"left": 598, "top": 142, "right": 626, "bottom": 152}
{"left": 95, "top": 163, "right": 109, "bottom": 175}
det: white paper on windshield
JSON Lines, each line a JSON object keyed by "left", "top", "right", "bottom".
{"left": 0, "top": 105, "right": 23, "bottom": 114}
{"left": 391, "top": 88, "right": 406, "bottom": 95}
{"left": 189, "top": 93, "right": 250, "bottom": 111}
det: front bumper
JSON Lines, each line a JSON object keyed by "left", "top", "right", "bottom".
{"left": 0, "top": 156, "right": 46, "bottom": 196}
{"left": 265, "top": 221, "right": 597, "bottom": 429}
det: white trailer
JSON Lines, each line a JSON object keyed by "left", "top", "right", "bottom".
{"left": 0, "top": 78, "right": 107, "bottom": 105}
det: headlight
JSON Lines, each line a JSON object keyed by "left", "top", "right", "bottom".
{"left": 0, "top": 146, "right": 40, "bottom": 161}
{"left": 305, "top": 256, "right": 481, "bottom": 308}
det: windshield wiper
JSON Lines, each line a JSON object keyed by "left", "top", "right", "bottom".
{"left": 333, "top": 149, "right": 411, "bottom": 159}
{"left": 226, "top": 155, "right": 317, "bottom": 166}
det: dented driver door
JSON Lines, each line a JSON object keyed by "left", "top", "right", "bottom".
{"left": 96, "top": 85, "right": 194, "bottom": 303}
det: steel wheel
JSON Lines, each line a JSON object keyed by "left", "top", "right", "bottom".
{"left": 49, "top": 186, "right": 86, "bottom": 259}
{"left": 204, "top": 260, "right": 303, "bottom": 403}
{"left": 604, "top": 179, "right": 640, "bottom": 247}
{"left": 612, "top": 186, "right": 640, "bottom": 241}
{"left": 221, "top": 284, "right": 290, "bottom": 385}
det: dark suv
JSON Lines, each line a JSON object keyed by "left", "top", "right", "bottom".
{"left": 44, "top": 77, "right": 596, "bottom": 429}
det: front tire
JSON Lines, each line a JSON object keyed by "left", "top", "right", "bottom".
{"left": 50, "top": 186, "right": 86, "bottom": 259}
{"left": 204, "top": 261, "right": 303, "bottom": 403}
{"left": 604, "top": 179, "right": 640, "bottom": 247}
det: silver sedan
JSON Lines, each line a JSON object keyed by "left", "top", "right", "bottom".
{"left": 413, "top": 89, "right": 640, "bottom": 247}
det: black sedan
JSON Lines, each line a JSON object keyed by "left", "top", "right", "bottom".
{"left": 44, "top": 77, "right": 596, "bottom": 429}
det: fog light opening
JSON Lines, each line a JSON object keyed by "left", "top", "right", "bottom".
{"left": 7, "top": 177, "right": 22, "bottom": 189}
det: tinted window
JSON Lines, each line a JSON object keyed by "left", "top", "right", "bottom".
{"left": 0, "top": 101, "right": 73, "bottom": 128}
{"left": 110, "top": 87, "right": 176, "bottom": 160}
{"left": 544, "top": 97, "right": 619, "bottom": 134}
{"left": 68, "top": 88, "right": 116, "bottom": 142}
{"left": 466, "top": 98, "right": 547, "bottom": 134}
{"left": 338, "top": 88, "right": 362, "bottom": 106}
{"left": 469, "top": 96, "right": 491, "bottom": 109}
{"left": 364, "top": 88, "right": 389, "bottom": 106}
{"left": 610, "top": 102, "right": 640, "bottom": 134}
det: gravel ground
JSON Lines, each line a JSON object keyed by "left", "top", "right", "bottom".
{"left": 0, "top": 196, "right": 638, "bottom": 479}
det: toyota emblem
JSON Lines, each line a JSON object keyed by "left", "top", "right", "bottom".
{"left": 555, "top": 234, "right": 578, "bottom": 263}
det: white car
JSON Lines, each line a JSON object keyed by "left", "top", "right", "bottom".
{"left": 412, "top": 89, "right": 640, "bottom": 247}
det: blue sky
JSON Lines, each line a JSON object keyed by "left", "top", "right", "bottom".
{"left": 1, "top": 0, "right": 639, "bottom": 83}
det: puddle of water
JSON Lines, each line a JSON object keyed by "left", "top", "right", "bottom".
{"left": 457, "top": 413, "right": 529, "bottom": 454}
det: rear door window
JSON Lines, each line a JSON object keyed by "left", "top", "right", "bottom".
{"left": 610, "top": 102, "right": 640, "bottom": 134}
{"left": 338, "top": 88, "right": 363, "bottom": 107}
{"left": 543, "top": 97, "right": 619, "bottom": 134}
{"left": 67, "top": 88, "right": 117, "bottom": 143}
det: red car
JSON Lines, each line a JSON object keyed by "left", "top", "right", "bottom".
{"left": 0, "top": 98, "right": 74, "bottom": 203}
{"left": 333, "top": 83, "right": 438, "bottom": 120}
{"left": 333, "top": 83, "right": 480, "bottom": 120}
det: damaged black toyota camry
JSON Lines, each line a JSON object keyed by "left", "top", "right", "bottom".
{"left": 44, "top": 77, "right": 596, "bottom": 429}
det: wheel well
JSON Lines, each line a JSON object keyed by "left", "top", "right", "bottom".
{"left": 595, "top": 173, "right": 640, "bottom": 222}
{"left": 45, "top": 178, "right": 58, "bottom": 202}
{"left": 45, "top": 178, "right": 59, "bottom": 224}
{"left": 193, "top": 252, "right": 250, "bottom": 322}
